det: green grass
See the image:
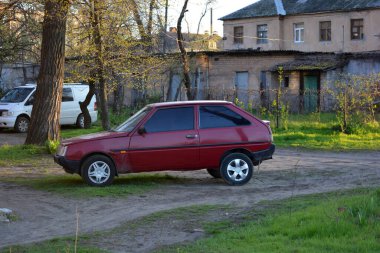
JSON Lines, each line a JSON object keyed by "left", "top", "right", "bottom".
{"left": 3, "top": 173, "right": 182, "bottom": 198}
{"left": 0, "top": 144, "right": 49, "bottom": 167}
{"left": 272, "top": 113, "right": 380, "bottom": 150}
{"left": 4, "top": 238, "right": 107, "bottom": 253}
{"left": 61, "top": 125, "right": 104, "bottom": 139}
{"left": 159, "top": 188, "right": 380, "bottom": 253}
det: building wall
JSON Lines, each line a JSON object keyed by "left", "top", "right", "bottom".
{"left": 223, "top": 9, "right": 380, "bottom": 53}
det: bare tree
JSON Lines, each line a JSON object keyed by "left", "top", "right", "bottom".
{"left": 25, "top": 0, "right": 70, "bottom": 145}
{"left": 196, "top": 0, "right": 216, "bottom": 35}
{"left": 177, "top": 0, "right": 193, "bottom": 100}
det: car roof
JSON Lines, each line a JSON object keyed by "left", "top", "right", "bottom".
{"left": 150, "top": 100, "right": 233, "bottom": 108}
{"left": 16, "top": 83, "right": 88, "bottom": 88}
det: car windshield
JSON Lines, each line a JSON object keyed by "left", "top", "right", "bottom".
{"left": 113, "top": 106, "right": 152, "bottom": 132}
{"left": 0, "top": 87, "right": 34, "bottom": 103}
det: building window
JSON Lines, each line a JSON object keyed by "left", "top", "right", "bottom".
{"left": 257, "top": 24, "right": 268, "bottom": 44}
{"left": 294, "top": 23, "right": 304, "bottom": 43}
{"left": 320, "top": 21, "right": 331, "bottom": 41}
{"left": 282, "top": 76, "right": 290, "bottom": 88}
{"left": 351, "top": 19, "right": 364, "bottom": 40}
{"left": 233, "top": 26, "right": 244, "bottom": 44}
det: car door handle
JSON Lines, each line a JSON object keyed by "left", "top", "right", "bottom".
{"left": 186, "top": 134, "right": 198, "bottom": 139}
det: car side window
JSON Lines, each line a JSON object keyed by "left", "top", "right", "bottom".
{"left": 144, "top": 107, "right": 194, "bottom": 133}
{"left": 25, "top": 91, "right": 35, "bottom": 106}
{"left": 199, "top": 106, "right": 251, "bottom": 129}
{"left": 62, "top": 88, "right": 74, "bottom": 102}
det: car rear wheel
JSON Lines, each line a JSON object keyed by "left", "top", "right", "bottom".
{"left": 14, "top": 116, "right": 30, "bottom": 133}
{"left": 206, "top": 168, "right": 221, "bottom": 178}
{"left": 76, "top": 114, "right": 85, "bottom": 128}
{"left": 220, "top": 153, "right": 253, "bottom": 186}
{"left": 81, "top": 155, "right": 115, "bottom": 186}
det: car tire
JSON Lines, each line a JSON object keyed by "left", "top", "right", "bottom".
{"left": 206, "top": 168, "right": 221, "bottom": 178}
{"left": 81, "top": 155, "right": 115, "bottom": 186}
{"left": 76, "top": 114, "right": 85, "bottom": 128}
{"left": 14, "top": 116, "right": 30, "bottom": 133}
{"left": 220, "top": 153, "right": 253, "bottom": 186}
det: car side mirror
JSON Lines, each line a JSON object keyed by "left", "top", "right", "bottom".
{"left": 138, "top": 126, "right": 146, "bottom": 135}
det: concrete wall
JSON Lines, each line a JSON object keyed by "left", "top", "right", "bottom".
{"left": 223, "top": 9, "right": 380, "bottom": 53}
{"left": 0, "top": 64, "right": 39, "bottom": 91}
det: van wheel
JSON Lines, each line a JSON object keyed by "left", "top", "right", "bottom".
{"left": 76, "top": 114, "right": 85, "bottom": 128}
{"left": 220, "top": 153, "right": 253, "bottom": 186}
{"left": 206, "top": 168, "right": 221, "bottom": 178}
{"left": 81, "top": 155, "right": 115, "bottom": 186}
{"left": 14, "top": 116, "right": 30, "bottom": 133}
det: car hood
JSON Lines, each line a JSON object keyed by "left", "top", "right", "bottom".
{"left": 63, "top": 131, "right": 130, "bottom": 145}
{"left": 0, "top": 103, "right": 20, "bottom": 111}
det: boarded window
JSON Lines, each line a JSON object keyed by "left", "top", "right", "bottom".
{"left": 234, "top": 26, "right": 244, "bottom": 44}
{"left": 320, "top": 21, "right": 331, "bottom": 41}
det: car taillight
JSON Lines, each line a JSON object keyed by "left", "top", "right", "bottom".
{"left": 94, "top": 102, "right": 97, "bottom": 111}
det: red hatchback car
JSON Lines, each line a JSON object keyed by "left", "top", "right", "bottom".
{"left": 55, "top": 101, "right": 275, "bottom": 186}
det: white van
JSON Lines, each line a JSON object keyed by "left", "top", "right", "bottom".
{"left": 0, "top": 83, "right": 98, "bottom": 133}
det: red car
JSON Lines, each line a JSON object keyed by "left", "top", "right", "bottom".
{"left": 55, "top": 101, "right": 275, "bottom": 186}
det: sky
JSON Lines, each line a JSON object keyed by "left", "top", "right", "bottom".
{"left": 168, "top": 0, "right": 259, "bottom": 35}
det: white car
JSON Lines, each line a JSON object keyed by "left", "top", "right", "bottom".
{"left": 0, "top": 83, "right": 98, "bottom": 133}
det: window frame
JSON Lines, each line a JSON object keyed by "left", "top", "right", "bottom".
{"left": 351, "top": 19, "right": 364, "bottom": 40}
{"left": 257, "top": 24, "right": 268, "bottom": 44}
{"left": 233, "top": 26, "right": 244, "bottom": 44}
{"left": 294, "top": 23, "right": 304, "bottom": 43}
{"left": 198, "top": 105, "right": 251, "bottom": 129}
{"left": 143, "top": 106, "right": 195, "bottom": 133}
{"left": 319, "top": 21, "right": 331, "bottom": 42}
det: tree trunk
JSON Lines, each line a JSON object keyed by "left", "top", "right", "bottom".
{"left": 79, "top": 73, "right": 96, "bottom": 129}
{"left": 25, "top": 0, "right": 70, "bottom": 145}
{"left": 177, "top": 0, "right": 194, "bottom": 100}
{"left": 91, "top": 0, "right": 110, "bottom": 130}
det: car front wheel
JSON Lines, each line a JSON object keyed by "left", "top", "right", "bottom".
{"left": 81, "top": 155, "right": 115, "bottom": 186}
{"left": 14, "top": 116, "right": 30, "bottom": 133}
{"left": 220, "top": 153, "right": 253, "bottom": 186}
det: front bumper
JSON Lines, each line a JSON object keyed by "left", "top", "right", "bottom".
{"left": 251, "top": 144, "right": 275, "bottom": 162}
{"left": 54, "top": 155, "right": 81, "bottom": 174}
{"left": 0, "top": 116, "right": 16, "bottom": 128}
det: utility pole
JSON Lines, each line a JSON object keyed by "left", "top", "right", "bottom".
{"left": 210, "top": 7, "right": 213, "bottom": 35}
{"left": 163, "top": 0, "right": 168, "bottom": 53}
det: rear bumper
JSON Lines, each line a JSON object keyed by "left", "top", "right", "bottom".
{"left": 54, "top": 155, "right": 81, "bottom": 174}
{"left": 252, "top": 144, "right": 275, "bottom": 162}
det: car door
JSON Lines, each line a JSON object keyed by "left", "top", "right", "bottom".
{"left": 128, "top": 106, "right": 199, "bottom": 172}
{"left": 60, "top": 87, "right": 77, "bottom": 124}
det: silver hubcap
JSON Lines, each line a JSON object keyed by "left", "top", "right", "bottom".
{"left": 227, "top": 159, "right": 249, "bottom": 182}
{"left": 88, "top": 161, "right": 110, "bottom": 184}
{"left": 79, "top": 115, "right": 84, "bottom": 128}
{"left": 18, "top": 119, "right": 29, "bottom": 132}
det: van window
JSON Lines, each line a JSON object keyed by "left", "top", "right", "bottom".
{"left": 0, "top": 88, "right": 34, "bottom": 103}
{"left": 62, "top": 88, "right": 74, "bottom": 102}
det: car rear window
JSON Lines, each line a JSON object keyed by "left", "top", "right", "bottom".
{"left": 144, "top": 107, "right": 194, "bottom": 133}
{"left": 199, "top": 106, "right": 250, "bottom": 129}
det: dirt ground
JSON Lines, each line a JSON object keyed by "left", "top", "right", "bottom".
{"left": 0, "top": 130, "right": 26, "bottom": 146}
{"left": 0, "top": 146, "right": 379, "bottom": 252}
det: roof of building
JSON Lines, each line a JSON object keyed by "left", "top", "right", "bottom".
{"left": 220, "top": 0, "right": 380, "bottom": 20}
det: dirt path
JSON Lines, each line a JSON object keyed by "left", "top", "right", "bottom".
{"left": 1, "top": 148, "right": 380, "bottom": 252}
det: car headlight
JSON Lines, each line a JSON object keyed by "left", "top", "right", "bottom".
{"left": 2, "top": 111, "right": 14, "bottom": 116}
{"left": 56, "top": 145, "right": 68, "bottom": 156}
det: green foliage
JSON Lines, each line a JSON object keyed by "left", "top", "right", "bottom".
{"left": 161, "top": 189, "right": 380, "bottom": 253}
{"left": 45, "top": 140, "right": 60, "bottom": 154}
{"left": 272, "top": 113, "right": 380, "bottom": 150}
{"left": 330, "top": 74, "right": 380, "bottom": 134}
